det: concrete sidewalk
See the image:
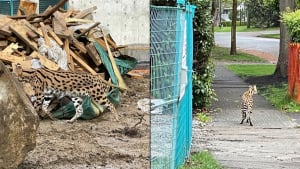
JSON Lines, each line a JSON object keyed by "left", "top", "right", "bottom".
{"left": 191, "top": 62, "right": 300, "bottom": 169}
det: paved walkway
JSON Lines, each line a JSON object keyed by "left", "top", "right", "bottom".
{"left": 192, "top": 62, "right": 300, "bottom": 169}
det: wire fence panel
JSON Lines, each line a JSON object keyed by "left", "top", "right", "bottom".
{"left": 150, "top": 4, "right": 195, "bottom": 169}
{"left": 150, "top": 6, "right": 182, "bottom": 169}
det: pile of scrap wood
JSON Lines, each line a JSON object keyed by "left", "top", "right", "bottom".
{"left": 0, "top": 0, "right": 135, "bottom": 91}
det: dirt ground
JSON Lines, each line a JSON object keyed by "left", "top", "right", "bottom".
{"left": 18, "top": 75, "right": 150, "bottom": 169}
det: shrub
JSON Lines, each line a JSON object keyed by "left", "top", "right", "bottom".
{"left": 281, "top": 9, "right": 300, "bottom": 43}
{"left": 190, "top": 0, "right": 216, "bottom": 109}
{"left": 192, "top": 60, "right": 217, "bottom": 108}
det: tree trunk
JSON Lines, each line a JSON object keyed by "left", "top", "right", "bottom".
{"left": 247, "top": 7, "right": 250, "bottom": 28}
{"left": 230, "top": 0, "right": 237, "bottom": 55}
{"left": 274, "top": 0, "right": 296, "bottom": 78}
{"left": 211, "top": 0, "right": 217, "bottom": 29}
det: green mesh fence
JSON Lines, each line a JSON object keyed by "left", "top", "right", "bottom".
{"left": 150, "top": 4, "right": 195, "bottom": 169}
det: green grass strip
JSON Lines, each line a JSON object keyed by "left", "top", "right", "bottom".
{"left": 179, "top": 151, "right": 223, "bottom": 169}
{"left": 226, "top": 64, "right": 275, "bottom": 79}
{"left": 257, "top": 34, "right": 280, "bottom": 39}
{"left": 212, "top": 46, "right": 266, "bottom": 62}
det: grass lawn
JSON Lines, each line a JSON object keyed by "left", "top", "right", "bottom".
{"left": 211, "top": 46, "right": 267, "bottom": 62}
{"left": 257, "top": 33, "right": 280, "bottom": 39}
{"left": 226, "top": 64, "right": 300, "bottom": 112}
{"left": 214, "top": 25, "right": 279, "bottom": 32}
{"left": 179, "top": 151, "right": 223, "bottom": 169}
{"left": 226, "top": 64, "right": 275, "bottom": 79}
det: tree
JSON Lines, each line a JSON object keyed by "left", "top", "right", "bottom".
{"left": 230, "top": 0, "right": 237, "bottom": 55}
{"left": 211, "top": 0, "right": 217, "bottom": 27}
{"left": 245, "top": 0, "right": 280, "bottom": 28}
{"left": 273, "top": 0, "right": 296, "bottom": 78}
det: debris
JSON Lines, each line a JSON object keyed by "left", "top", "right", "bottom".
{"left": 137, "top": 98, "right": 150, "bottom": 112}
{"left": 0, "top": 0, "right": 139, "bottom": 120}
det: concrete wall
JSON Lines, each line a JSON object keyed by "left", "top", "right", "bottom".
{"left": 68, "top": 0, "right": 150, "bottom": 46}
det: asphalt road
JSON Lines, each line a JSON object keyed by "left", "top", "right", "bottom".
{"left": 214, "top": 30, "right": 280, "bottom": 58}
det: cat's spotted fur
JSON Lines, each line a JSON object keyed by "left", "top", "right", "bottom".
{"left": 240, "top": 85, "right": 257, "bottom": 126}
{"left": 15, "top": 64, "right": 119, "bottom": 123}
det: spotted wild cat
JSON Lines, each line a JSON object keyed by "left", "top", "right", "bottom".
{"left": 14, "top": 64, "right": 120, "bottom": 123}
{"left": 240, "top": 85, "right": 257, "bottom": 126}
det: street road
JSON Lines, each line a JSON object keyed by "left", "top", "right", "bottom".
{"left": 214, "top": 31, "right": 280, "bottom": 58}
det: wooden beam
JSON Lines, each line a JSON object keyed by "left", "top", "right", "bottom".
{"left": 106, "top": 34, "right": 118, "bottom": 49}
{"left": 86, "top": 42, "right": 102, "bottom": 66}
{"left": 0, "top": 52, "right": 25, "bottom": 63}
{"left": 24, "top": 21, "right": 43, "bottom": 36}
{"left": 70, "top": 50, "right": 96, "bottom": 75}
{"left": 0, "top": 16, "right": 14, "bottom": 36}
{"left": 73, "top": 6, "right": 97, "bottom": 19}
{"left": 64, "top": 38, "right": 74, "bottom": 71}
{"left": 70, "top": 50, "right": 121, "bottom": 88}
{"left": 70, "top": 37, "right": 87, "bottom": 54}
{"left": 102, "top": 32, "right": 128, "bottom": 90}
{"left": 39, "top": 22, "right": 50, "bottom": 46}
{"left": 2, "top": 43, "right": 19, "bottom": 54}
{"left": 41, "top": 0, "right": 69, "bottom": 20}
{"left": 47, "top": 27, "right": 64, "bottom": 46}
{"left": 17, "top": 0, "right": 37, "bottom": 16}
{"left": 75, "top": 22, "right": 100, "bottom": 39}
{"left": 9, "top": 20, "right": 38, "bottom": 51}
{"left": 52, "top": 11, "right": 68, "bottom": 34}
{"left": 65, "top": 18, "right": 93, "bottom": 23}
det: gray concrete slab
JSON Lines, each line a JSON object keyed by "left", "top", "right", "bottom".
{"left": 191, "top": 62, "right": 300, "bottom": 169}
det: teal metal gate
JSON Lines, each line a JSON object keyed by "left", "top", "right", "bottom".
{"left": 150, "top": 2, "right": 195, "bottom": 168}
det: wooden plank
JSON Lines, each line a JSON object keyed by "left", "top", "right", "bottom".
{"left": 75, "top": 22, "right": 100, "bottom": 39}
{"left": 102, "top": 33, "right": 128, "bottom": 90}
{"left": 17, "top": 0, "right": 37, "bottom": 16}
{"left": 52, "top": 11, "right": 68, "bottom": 34}
{"left": 65, "top": 18, "right": 93, "bottom": 23}
{"left": 73, "top": 6, "right": 97, "bottom": 19}
{"left": 126, "top": 71, "right": 144, "bottom": 79}
{"left": 70, "top": 50, "right": 97, "bottom": 75}
{"left": 62, "top": 8, "right": 75, "bottom": 18}
{"left": 26, "top": 31, "right": 39, "bottom": 40}
{"left": 2, "top": 43, "right": 19, "bottom": 54}
{"left": 64, "top": 39, "right": 74, "bottom": 71}
{"left": 106, "top": 34, "right": 118, "bottom": 49}
{"left": 47, "top": 27, "right": 64, "bottom": 46}
{"left": 70, "top": 50, "right": 120, "bottom": 88}
{"left": 9, "top": 20, "right": 38, "bottom": 51}
{"left": 29, "top": 0, "right": 68, "bottom": 23}
{"left": 24, "top": 21, "right": 43, "bottom": 36}
{"left": 127, "top": 69, "right": 149, "bottom": 78}
{"left": 30, "top": 51, "right": 59, "bottom": 70}
{"left": 86, "top": 43, "right": 102, "bottom": 66}
{"left": 39, "top": 22, "right": 50, "bottom": 46}
{"left": 0, "top": 16, "right": 15, "bottom": 36}
{"left": 0, "top": 52, "right": 25, "bottom": 63}
{"left": 93, "top": 38, "right": 108, "bottom": 50}
{"left": 70, "top": 37, "right": 87, "bottom": 53}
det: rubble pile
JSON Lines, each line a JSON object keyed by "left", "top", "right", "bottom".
{"left": 0, "top": 0, "right": 135, "bottom": 91}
